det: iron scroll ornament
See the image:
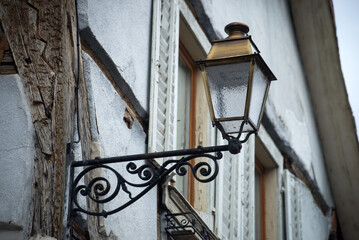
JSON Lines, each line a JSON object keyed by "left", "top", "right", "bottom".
{"left": 70, "top": 145, "right": 229, "bottom": 217}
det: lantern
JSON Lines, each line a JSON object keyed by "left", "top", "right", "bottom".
{"left": 197, "top": 22, "right": 276, "bottom": 142}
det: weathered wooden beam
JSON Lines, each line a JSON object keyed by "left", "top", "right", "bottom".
{"left": 0, "top": 0, "right": 77, "bottom": 238}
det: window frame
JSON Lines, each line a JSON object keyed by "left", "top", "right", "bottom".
{"left": 255, "top": 127, "right": 285, "bottom": 240}
{"left": 178, "top": 42, "right": 198, "bottom": 205}
{"left": 255, "top": 158, "right": 266, "bottom": 240}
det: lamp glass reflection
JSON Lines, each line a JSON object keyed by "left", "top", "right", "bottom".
{"left": 248, "top": 61, "right": 270, "bottom": 128}
{"left": 206, "top": 62, "right": 250, "bottom": 119}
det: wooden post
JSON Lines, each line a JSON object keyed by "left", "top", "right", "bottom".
{"left": 0, "top": 0, "right": 78, "bottom": 238}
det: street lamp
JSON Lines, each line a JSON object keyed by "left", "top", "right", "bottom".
{"left": 69, "top": 22, "right": 276, "bottom": 217}
{"left": 197, "top": 22, "right": 276, "bottom": 153}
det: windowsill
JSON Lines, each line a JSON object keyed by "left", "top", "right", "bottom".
{"left": 170, "top": 230, "right": 200, "bottom": 240}
{"left": 161, "top": 184, "right": 219, "bottom": 240}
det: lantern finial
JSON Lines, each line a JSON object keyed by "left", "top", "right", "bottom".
{"left": 225, "top": 22, "right": 249, "bottom": 39}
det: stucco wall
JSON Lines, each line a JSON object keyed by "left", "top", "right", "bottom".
{"left": 75, "top": 0, "right": 155, "bottom": 238}
{"left": 78, "top": 0, "right": 152, "bottom": 111}
{"left": 81, "top": 53, "right": 157, "bottom": 239}
{"left": 0, "top": 74, "right": 35, "bottom": 239}
{"left": 299, "top": 179, "right": 331, "bottom": 239}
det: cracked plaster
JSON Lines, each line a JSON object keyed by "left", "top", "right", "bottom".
{"left": 0, "top": 74, "right": 35, "bottom": 239}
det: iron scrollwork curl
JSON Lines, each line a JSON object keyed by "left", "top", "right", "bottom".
{"left": 168, "top": 152, "right": 222, "bottom": 183}
{"left": 70, "top": 146, "right": 226, "bottom": 217}
{"left": 125, "top": 162, "right": 158, "bottom": 187}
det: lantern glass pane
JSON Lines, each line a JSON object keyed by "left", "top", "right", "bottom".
{"left": 205, "top": 62, "right": 250, "bottom": 119}
{"left": 248, "top": 62, "right": 269, "bottom": 128}
{"left": 220, "top": 120, "right": 254, "bottom": 135}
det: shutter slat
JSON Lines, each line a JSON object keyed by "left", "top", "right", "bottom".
{"left": 158, "top": 57, "right": 168, "bottom": 73}
{"left": 215, "top": 137, "right": 255, "bottom": 240}
{"left": 160, "top": 28, "right": 170, "bottom": 41}
{"left": 284, "top": 170, "right": 302, "bottom": 240}
{"left": 158, "top": 87, "right": 167, "bottom": 101}
{"left": 163, "top": 0, "right": 170, "bottom": 9}
{"left": 148, "top": 0, "right": 179, "bottom": 164}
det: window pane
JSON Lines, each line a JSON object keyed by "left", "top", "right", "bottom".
{"left": 175, "top": 56, "right": 192, "bottom": 199}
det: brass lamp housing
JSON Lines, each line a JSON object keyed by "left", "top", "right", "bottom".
{"left": 197, "top": 22, "right": 277, "bottom": 141}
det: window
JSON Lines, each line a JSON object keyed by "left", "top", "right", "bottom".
{"left": 255, "top": 159, "right": 266, "bottom": 240}
{"left": 255, "top": 131, "right": 283, "bottom": 240}
{"left": 175, "top": 43, "right": 197, "bottom": 204}
{"left": 149, "top": 0, "right": 216, "bottom": 237}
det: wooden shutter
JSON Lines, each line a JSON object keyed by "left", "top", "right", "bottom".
{"left": 219, "top": 149, "right": 240, "bottom": 239}
{"left": 283, "top": 170, "right": 302, "bottom": 240}
{"left": 215, "top": 136, "right": 255, "bottom": 240}
{"left": 148, "top": 0, "right": 180, "bottom": 164}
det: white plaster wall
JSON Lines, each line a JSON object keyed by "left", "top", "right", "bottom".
{"left": 83, "top": 53, "right": 157, "bottom": 240}
{"left": 299, "top": 179, "right": 331, "bottom": 240}
{"left": 78, "top": 0, "right": 152, "bottom": 111}
{"left": 198, "top": 0, "right": 333, "bottom": 207}
{"left": 0, "top": 74, "right": 35, "bottom": 239}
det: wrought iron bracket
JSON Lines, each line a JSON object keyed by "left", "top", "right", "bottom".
{"left": 70, "top": 144, "right": 234, "bottom": 217}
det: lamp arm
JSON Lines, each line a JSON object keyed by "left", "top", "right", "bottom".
{"left": 71, "top": 144, "right": 229, "bottom": 167}
{"left": 70, "top": 144, "right": 232, "bottom": 217}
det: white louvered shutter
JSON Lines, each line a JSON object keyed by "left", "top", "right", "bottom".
{"left": 148, "top": 0, "right": 180, "bottom": 164}
{"left": 218, "top": 148, "right": 240, "bottom": 239}
{"left": 215, "top": 136, "right": 255, "bottom": 240}
{"left": 283, "top": 170, "right": 302, "bottom": 240}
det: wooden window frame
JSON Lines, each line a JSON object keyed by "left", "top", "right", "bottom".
{"left": 255, "top": 158, "right": 266, "bottom": 240}
{"left": 179, "top": 42, "right": 197, "bottom": 205}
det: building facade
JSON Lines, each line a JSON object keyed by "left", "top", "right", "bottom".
{"left": 0, "top": 0, "right": 358, "bottom": 239}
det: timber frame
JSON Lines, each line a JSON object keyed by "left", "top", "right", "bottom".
{"left": 0, "top": 1, "right": 78, "bottom": 238}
